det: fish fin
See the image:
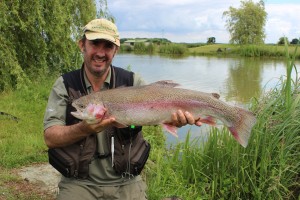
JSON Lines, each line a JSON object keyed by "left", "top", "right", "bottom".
{"left": 228, "top": 108, "right": 256, "bottom": 148}
{"left": 150, "top": 80, "right": 180, "bottom": 88}
{"left": 162, "top": 124, "right": 178, "bottom": 137}
{"left": 211, "top": 93, "right": 220, "bottom": 99}
{"left": 199, "top": 116, "right": 216, "bottom": 126}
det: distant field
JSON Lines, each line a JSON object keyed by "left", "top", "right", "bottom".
{"left": 189, "top": 43, "right": 300, "bottom": 58}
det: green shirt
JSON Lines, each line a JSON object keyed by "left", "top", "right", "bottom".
{"left": 44, "top": 66, "right": 146, "bottom": 186}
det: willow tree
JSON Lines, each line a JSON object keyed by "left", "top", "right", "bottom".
{"left": 97, "top": 0, "right": 115, "bottom": 22}
{"left": 223, "top": 0, "right": 267, "bottom": 44}
{"left": 0, "top": 0, "right": 96, "bottom": 91}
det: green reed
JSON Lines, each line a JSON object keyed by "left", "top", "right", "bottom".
{"left": 158, "top": 43, "right": 188, "bottom": 55}
{"left": 145, "top": 42, "right": 300, "bottom": 199}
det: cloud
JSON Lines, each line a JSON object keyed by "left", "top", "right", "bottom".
{"left": 265, "top": 4, "right": 300, "bottom": 42}
{"left": 108, "top": 1, "right": 299, "bottom": 43}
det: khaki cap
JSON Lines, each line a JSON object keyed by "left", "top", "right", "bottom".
{"left": 83, "top": 18, "right": 120, "bottom": 46}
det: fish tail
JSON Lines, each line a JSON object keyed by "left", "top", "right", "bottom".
{"left": 228, "top": 108, "right": 256, "bottom": 148}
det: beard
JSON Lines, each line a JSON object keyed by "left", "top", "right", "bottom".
{"left": 84, "top": 54, "right": 112, "bottom": 78}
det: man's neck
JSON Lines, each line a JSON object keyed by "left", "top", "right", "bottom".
{"left": 84, "top": 66, "right": 110, "bottom": 92}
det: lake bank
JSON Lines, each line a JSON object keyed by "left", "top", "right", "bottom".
{"left": 120, "top": 43, "right": 300, "bottom": 59}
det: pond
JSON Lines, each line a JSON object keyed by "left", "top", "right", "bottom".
{"left": 113, "top": 53, "right": 299, "bottom": 145}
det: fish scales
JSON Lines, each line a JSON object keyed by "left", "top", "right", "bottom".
{"left": 71, "top": 81, "right": 256, "bottom": 147}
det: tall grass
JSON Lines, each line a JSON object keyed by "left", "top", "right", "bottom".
{"left": 158, "top": 43, "right": 188, "bottom": 55}
{"left": 144, "top": 43, "right": 300, "bottom": 199}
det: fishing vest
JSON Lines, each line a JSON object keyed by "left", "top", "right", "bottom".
{"left": 48, "top": 65, "right": 149, "bottom": 179}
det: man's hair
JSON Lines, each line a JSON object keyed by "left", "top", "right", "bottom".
{"left": 81, "top": 34, "right": 87, "bottom": 44}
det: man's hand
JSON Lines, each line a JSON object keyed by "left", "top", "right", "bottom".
{"left": 80, "top": 116, "right": 116, "bottom": 134}
{"left": 171, "top": 110, "right": 202, "bottom": 127}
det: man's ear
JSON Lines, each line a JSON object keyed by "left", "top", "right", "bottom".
{"left": 78, "top": 40, "right": 84, "bottom": 52}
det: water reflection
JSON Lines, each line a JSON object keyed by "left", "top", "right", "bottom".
{"left": 225, "top": 58, "right": 263, "bottom": 104}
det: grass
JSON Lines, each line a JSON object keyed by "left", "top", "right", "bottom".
{"left": 0, "top": 77, "right": 53, "bottom": 168}
{"left": 189, "top": 43, "right": 300, "bottom": 59}
{"left": 0, "top": 42, "right": 299, "bottom": 199}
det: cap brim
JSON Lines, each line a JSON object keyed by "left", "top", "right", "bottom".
{"left": 85, "top": 32, "right": 120, "bottom": 47}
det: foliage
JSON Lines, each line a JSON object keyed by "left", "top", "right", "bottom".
{"left": 158, "top": 43, "right": 188, "bottom": 55}
{"left": 0, "top": 0, "right": 97, "bottom": 91}
{"left": 132, "top": 42, "right": 155, "bottom": 54}
{"left": 223, "top": 0, "right": 267, "bottom": 44}
{"left": 290, "top": 38, "right": 299, "bottom": 45}
{"left": 121, "top": 38, "right": 172, "bottom": 45}
{"left": 278, "top": 37, "right": 289, "bottom": 45}
{"left": 207, "top": 37, "right": 216, "bottom": 44}
{"left": 96, "top": 0, "right": 115, "bottom": 22}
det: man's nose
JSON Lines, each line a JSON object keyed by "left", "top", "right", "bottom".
{"left": 94, "top": 45, "right": 106, "bottom": 55}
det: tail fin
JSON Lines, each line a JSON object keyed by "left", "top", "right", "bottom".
{"left": 228, "top": 108, "right": 256, "bottom": 147}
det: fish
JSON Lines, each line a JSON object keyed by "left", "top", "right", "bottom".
{"left": 71, "top": 80, "right": 256, "bottom": 147}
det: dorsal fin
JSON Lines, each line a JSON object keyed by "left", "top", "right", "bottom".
{"left": 150, "top": 80, "right": 180, "bottom": 88}
{"left": 212, "top": 93, "right": 220, "bottom": 99}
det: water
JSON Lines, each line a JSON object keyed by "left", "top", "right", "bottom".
{"left": 112, "top": 53, "right": 299, "bottom": 145}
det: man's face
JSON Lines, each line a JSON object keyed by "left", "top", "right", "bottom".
{"left": 80, "top": 39, "right": 118, "bottom": 77}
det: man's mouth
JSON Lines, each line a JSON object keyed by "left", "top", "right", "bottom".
{"left": 93, "top": 56, "right": 106, "bottom": 63}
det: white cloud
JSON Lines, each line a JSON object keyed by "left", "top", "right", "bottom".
{"left": 108, "top": 0, "right": 299, "bottom": 43}
{"left": 265, "top": 4, "right": 300, "bottom": 42}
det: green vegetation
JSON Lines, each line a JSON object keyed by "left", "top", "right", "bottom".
{"left": 158, "top": 43, "right": 188, "bottom": 55}
{"left": 143, "top": 44, "right": 300, "bottom": 199}
{"left": 189, "top": 43, "right": 300, "bottom": 59}
{"left": 223, "top": 0, "right": 267, "bottom": 44}
{"left": 0, "top": 77, "right": 54, "bottom": 168}
{"left": 120, "top": 38, "right": 189, "bottom": 55}
{"left": 0, "top": 0, "right": 96, "bottom": 92}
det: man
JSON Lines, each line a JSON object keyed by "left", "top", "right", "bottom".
{"left": 44, "top": 18, "right": 200, "bottom": 200}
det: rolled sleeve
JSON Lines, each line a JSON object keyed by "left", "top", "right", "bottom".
{"left": 43, "top": 76, "right": 69, "bottom": 130}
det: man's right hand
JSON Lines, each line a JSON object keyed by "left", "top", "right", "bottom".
{"left": 80, "top": 116, "right": 117, "bottom": 134}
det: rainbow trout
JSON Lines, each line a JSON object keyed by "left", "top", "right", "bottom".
{"left": 71, "top": 81, "right": 256, "bottom": 147}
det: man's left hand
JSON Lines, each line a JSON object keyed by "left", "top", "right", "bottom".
{"left": 171, "top": 110, "right": 202, "bottom": 127}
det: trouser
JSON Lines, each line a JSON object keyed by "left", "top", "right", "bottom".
{"left": 56, "top": 179, "right": 147, "bottom": 200}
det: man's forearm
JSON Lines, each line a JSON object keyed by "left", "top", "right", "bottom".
{"left": 44, "top": 122, "right": 92, "bottom": 148}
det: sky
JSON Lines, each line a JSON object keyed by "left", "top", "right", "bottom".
{"left": 107, "top": 0, "right": 300, "bottom": 43}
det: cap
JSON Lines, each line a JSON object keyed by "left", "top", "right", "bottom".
{"left": 83, "top": 18, "right": 120, "bottom": 47}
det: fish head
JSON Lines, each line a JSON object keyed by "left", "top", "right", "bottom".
{"left": 71, "top": 96, "right": 106, "bottom": 123}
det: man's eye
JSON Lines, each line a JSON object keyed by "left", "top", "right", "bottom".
{"left": 92, "top": 40, "right": 100, "bottom": 45}
{"left": 104, "top": 42, "right": 114, "bottom": 49}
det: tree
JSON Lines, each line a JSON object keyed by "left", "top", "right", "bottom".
{"left": 290, "top": 38, "right": 299, "bottom": 45}
{"left": 277, "top": 37, "right": 288, "bottom": 45}
{"left": 207, "top": 37, "right": 216, "bottom": 44}
{"left": 97, "top": 0, "right": 115, "bottom": 22}
{"left": 223, "top": 0, "right": 267, "bottom": 44}
{"left": 0, "top": 0, "right": 96, "bottom": 91}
